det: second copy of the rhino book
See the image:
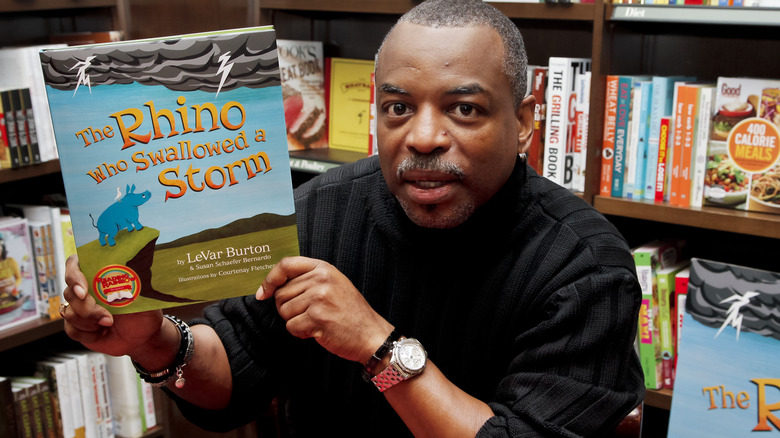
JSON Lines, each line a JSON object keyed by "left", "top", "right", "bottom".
{"left": 40, "top": 26, "right": 299, "bottom": 314}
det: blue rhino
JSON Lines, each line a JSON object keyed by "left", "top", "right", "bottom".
{"left": 91, "top": 184, "right": 152, "bottom": 247}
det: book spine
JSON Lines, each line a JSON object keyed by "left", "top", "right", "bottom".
{"left": 644, "top": 77, "right": 666, "bottom": 200}
{"left": 676, "top": 85, "right": 698, "bottom": 207}
{"left": 657, "top": 268, "right": 682, "bottom": 389}
{"left": 529, "top": 67, "right": 548, "bottom": 175}
{"left": 633, "top": 249, "right": 660, "bottom": 389}
{"left": 669, "top": 83, "right": 687, "bottom": 205}
{"left": 689, "top": 86, "right": 715, "bottom": 208}
{"left": 0, "top": 94, "right": 10, "bottom": 169}
{"left": 612, "top": 77, "right": 633, "bottom": 197}
{"left": 0, "top": 378, "right": 19, "bottom": 438}
{"left": 625, "top": 81, "right": 644, "bottom": 198}
{"left": 20, "top": 88, "right": 41, "bottom": 164}
{"left": 12, "top": 89, "right": 32, "bottom": 167}
{"left": 655, "top": 117, "right": 672, "bottom": 202}
{"left": 543, "top": 58, "right": 570, "bottom": 187}
{"left": 1, "top": 90, "right": 22, "bottom": 168}
{"left": 673, "top": 267, "right": 690, "bottom": 387}
{"left": 600, "top": 75, "right": 619, "bottom": 196}
{"left": 572, "top": 71, "right": 590, "bottom": 193}
{"left": 634, "top": 82, "right": 653, "bottom": 199}
{"left": 13, "top": 385, "right": 35, "bottom": 438}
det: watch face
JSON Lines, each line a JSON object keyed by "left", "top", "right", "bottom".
{"left": 397, "top": 341, "right": 426, "bottom": 372}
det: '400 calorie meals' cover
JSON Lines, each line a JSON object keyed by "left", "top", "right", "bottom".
{"left": 40, "top": 27, "right": 299, "bottom": 314}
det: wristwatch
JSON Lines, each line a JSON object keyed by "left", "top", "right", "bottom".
{"left": 371, "top": 337, "right": 427, "bottom": 392}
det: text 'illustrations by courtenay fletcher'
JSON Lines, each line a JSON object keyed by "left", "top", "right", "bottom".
{"left": 40, "top": 27, "right": 300, "bottom": 314}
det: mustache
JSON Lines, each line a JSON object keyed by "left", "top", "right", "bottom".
{"left": 396, "top": 154, "right": 465, "bottom": 179}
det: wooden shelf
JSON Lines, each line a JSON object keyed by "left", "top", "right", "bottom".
{"left": 0, "top": 0, "right": 119, "bottom": 13}
{"left": 0, "top": 317, "right": 64, "bottom": 353}
{"left": 289, "top": 148, "right": 367, "bottom": 174}
{"left": 256, "top": 0, "right": 594, "bottom": 20}
{"left": 0, "top": 160, "right": 61, "bottom": 184}
{"left": 609, "top": 3, "right": 780, "bottom": 26}
{"left": 645, "top": 388, "right": 673, "bottom": 411}
{"left": 593, "top": 196, "right": 780, "bottom": 240}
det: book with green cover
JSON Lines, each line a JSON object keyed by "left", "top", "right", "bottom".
{"left": 656, "top": 260, "right": 689, "bottom": 389}
{"left": 40, "top": 27, "right": 299, "bottom": 314}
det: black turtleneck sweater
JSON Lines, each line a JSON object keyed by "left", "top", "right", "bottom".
{"left": 174, "top": 155, "right": 645, "bottom": 437}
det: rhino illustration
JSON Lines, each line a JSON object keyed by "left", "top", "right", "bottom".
{"left": 91, "top": 184, "right": 152, "bottom": 246}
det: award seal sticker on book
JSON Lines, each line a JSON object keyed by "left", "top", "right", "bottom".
{"left": 40, "top": 27, "right": 300, "bottom": 314}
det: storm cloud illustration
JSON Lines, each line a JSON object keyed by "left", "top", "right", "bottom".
{"left": 40, "top": 31, "right": 281, "bottom": 93}
{"left": 687, "top": 259, "right": 780, "bottom": 341}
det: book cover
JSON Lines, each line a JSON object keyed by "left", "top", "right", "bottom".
{"left": 327, "top": 57, "right": 374, "bottom": 154}
{"left": 654, "top": 116, "right": 672, "bottom": 202}
{"left": 277, "top": 40, "right": 328, "bottom": 151}
{"left": 703, "top": 77, "right": 780, "bottom": 215}
{"left": 599, "top": 75, "right": 619, "bottom": 196}
{"left": 644, "top": 76, "right": 695, "bottom": 200}
{"left": 656, "top": 260, "right": 689, "bottom": 389}
{"left": 689, "top": 85, "right": 716, "bottom": 208}
{"left": 0, "top": 217, "right": 40, "bottom": 331}
{"left": 668, "top": 259, "right": 780, "bottom": 437}
{"left": 626, "top": 80, "right": 652, "bottom": 199}
{"left": 543, "top": 57, "right": 591, "bottom": 188}
{"left": 40, "top": 27, "right": 300, "bottom": 314}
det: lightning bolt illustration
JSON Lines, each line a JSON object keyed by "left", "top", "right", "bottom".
{"left": 715, "top": 290, "right": 760, "bottom": 340}
{"left": 71, "top": 55, "right": 96, "bottom": 96}
{"left": 216, "top": 52, "right": 233, "bottom": 98}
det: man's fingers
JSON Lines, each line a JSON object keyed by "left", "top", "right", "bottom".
{"left": 259, "top": 256, "right": 326, "bottom": 300}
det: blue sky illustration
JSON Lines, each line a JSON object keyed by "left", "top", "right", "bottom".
{"left": 668, "top": 312, "right": 780, "bottom": 437}
{"left": 47, "top": 81, "right": 295, "bottom": 246}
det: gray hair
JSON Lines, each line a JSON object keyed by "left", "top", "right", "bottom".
{"left": 376, "top": 0, "right": 528, "bottom": 108}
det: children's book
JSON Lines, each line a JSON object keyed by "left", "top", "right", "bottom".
{"left": 0, "top": 217, "right": 39, "bottom": 331}
{"left": 40, "top": 27, "right": 300, "bottom": 314}
{"left": 668, "top": 259, "right": 780, "bottom": 437}
{"left": 277, "top": 40, "right": 328, "bottom": 151}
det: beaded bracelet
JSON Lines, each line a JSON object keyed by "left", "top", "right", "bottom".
{"left": 132, "top": 314, "right": 194, "bottom": 388}
{"left": 361, "top": 329, "right": 399, "bottom": 382}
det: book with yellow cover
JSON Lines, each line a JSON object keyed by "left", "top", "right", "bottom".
{"left": 40, "top": 27, "right": 299, "bottom": 314}
{"left": 327, "top": 57, "right": 374, "bottom": 154}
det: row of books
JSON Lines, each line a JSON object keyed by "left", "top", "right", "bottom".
{"left": 528, "top": 57, "right": 592, "bottom": 192}
{"left": 613, "top": 0, "right": 780, "bottom": 5}
{"left": 0, "top": 206, "right": 76, "bottom": 332}
{"left": 599, "top": 75, "right": 780, "bottom": 216}
{"left": 632, "top": 238, "right": 689, "bottom": 390}
{"left": 1, "top": 352, "right": 157, "bottom": 438}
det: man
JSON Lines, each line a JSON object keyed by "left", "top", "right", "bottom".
{"left": 60, "top": 0, "right": 645, "bottom": 436}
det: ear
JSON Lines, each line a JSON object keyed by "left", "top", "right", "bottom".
{"left": 515, "top": 94, "right": 535, "bottom": 155}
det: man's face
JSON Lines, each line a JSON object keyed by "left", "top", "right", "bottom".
{"left": 375, "top": 23, "right": 532, "bottom": 229}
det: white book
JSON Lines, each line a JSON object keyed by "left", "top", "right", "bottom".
{"left": 105, "top": 355, "right": 145, "bottom": 438}
{"left": 139, "top": 380, "right": 156, "bottom": 431}
{"left": 689, "top": 85, "right": 716, "bottom": 208}
{"left": 51, "top": 355, "right": 87, "bottom": 438}
{"left": 572, "top": 71, "right": 591, "bottom": 193}
{"left": 543, "top": 57, "right": 591, "bottom": 188}
{"left": 35, "top": 360, "right": 76, "bottom": 438}
{"left": 59, "top": 352, "right": 100, "bottom": 438}
{"left": 87, "top": 352, "right": 115, "bottom": 438}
